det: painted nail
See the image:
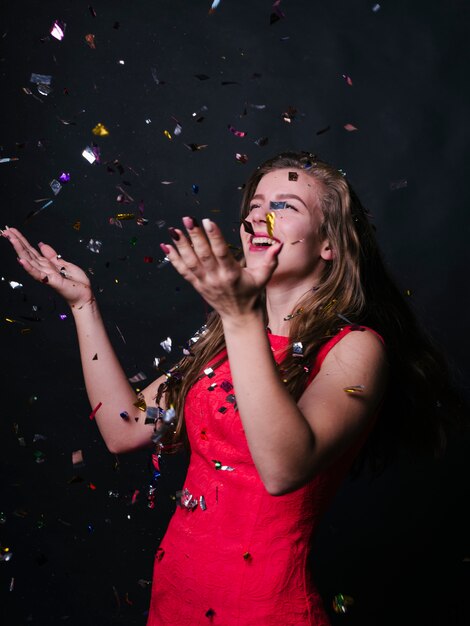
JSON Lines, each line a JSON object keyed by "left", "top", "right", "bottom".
{"left": 202, "top": 218, "right": 214, "bottom": 233}
{"left": 160, "top": 243, "right": 171, "bottom": 255}
{"left": 182, "top": 216, "right": 198, "bottom": 230}
{"left": 168, "top": 227, "right": 180, "bottom": 241}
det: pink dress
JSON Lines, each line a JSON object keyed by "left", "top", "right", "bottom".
{"left": 148, "top": 326, "right": 381, "bottom": 625}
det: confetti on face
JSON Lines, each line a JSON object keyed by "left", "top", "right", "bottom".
{"left": 228, "top": 124, "right": 247, "bottom": 137}
{"left": 242, "top": 219, "right": 254, "bottom": 235}
{"left": 288, "top": 171, "right": 298, "bottom": 181}
{"left": 269, "top": 201, "right": 287, "bottom": 211}
{"left": 343, "top": 385, "right": 365, "bottom": 394}
{"left": 85, "top": 33, "right": 96, "bottom": 49}
{"left": 266, "top": 212, "right": 275, "bottom": 237}
{"left": 92, "top": 123, "right": 109, "bottom": 136}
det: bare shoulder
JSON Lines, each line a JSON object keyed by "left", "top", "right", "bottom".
{"left": 323, "top": 327, "right": 387, "bottom": 368}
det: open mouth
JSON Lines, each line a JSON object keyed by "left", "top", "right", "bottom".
{"left": 250, "top": 236, "right": 279, "bottom": 247}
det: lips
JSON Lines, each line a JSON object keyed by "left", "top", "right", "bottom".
{"left": 248, "top": 231, "right": 281, "bottom": 251}
{"left": 250, "top": 232, "right": 281, "bottom": 244}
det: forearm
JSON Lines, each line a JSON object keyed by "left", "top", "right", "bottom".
{"left": 222, "top": 312, "right": 315, "bottom": 494}
{"left": 71, "top": 298, "right": 150, "bottom": 453}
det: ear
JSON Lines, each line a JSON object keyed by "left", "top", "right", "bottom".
{"left": 320, "top": 241, "right": 335, "bottom": 261}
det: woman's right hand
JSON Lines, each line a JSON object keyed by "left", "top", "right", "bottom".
{"left": 2, "top": 227, "right": 94, "bottom": 309}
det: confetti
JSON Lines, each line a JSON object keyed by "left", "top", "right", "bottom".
{"left": 332, "top": 593, "right": 354, "bottom": 614}
{"left": 0, "top": 157, "right": 19, "bottom": 164}
{"left": 89, "top": 402, "right": 102, "bottom": 420}
{"left": 160, "top": 337, "right": 172, "bottom": 352}
{"left": 344, "top": 123, "right": 358, "bottom": 131}
{"left": 372, "top": 3, "right": 381, "bottom": 12}
{"left": 185, "top": 143, "right": 208, "bottom": 151}
{"left": 50, "top": 179, "right": 62, "bottom": 195}
{"left": 316, "top": 125, "right": 331, "bottom": 135}
{"left": 266, "top": 211, "right": 275, "bottom": 237}
{"left": 209, "top": 0, "right": 221, "bottom": 12}
{"left": 59, "top": 172, "right": 71, "bottom": 183}
{"left": 115, "top": 213, "right": 135, "bottom": 220}
{"left": 164, "top": 130, "right": 172, "bottom": 140}
{"left": 50, "top": 20, "right": 66, "bottom": 41}
{"left": 204, "top": 367, "right": 215, "bottom": 378}
{"left": 72, "top": 450, "right": 84, "bottom": 467}
{"left": 284, "top": 308, "right": 303, "bottom": 321}
{"left": 199, "top": 495, "right": 207, "bottom": 510}
{"left": 195, "top": 73, "right": 210, "bottom": 80}
{"left": 129, "top": 372, "right": 147, "bottom": 383}
{"left": 270, "top": 201, "right": 287, "bottom": 211}
{"left": 30, "top": 73, "right": 52, "bottom": 86}
{"left": 288, "top": 171, "right": 298, "bottom": 181}
{"left": 292, "top": 341, "right": 303, "bottom": 357}
{"left": 212, "top": 460, "right": 235, "bottom": 471}
{"left": 343, "top": 385, "right": 365, "bottom": 394}
{"left": 177, "top": 488, "right": 198, "bottom": 510}
{"left": 235, "top": 153, "right": 248, "bottom": 163}
{"left": 85, "top": 33, "right": 96, "bottom": 49}
{"left": 242, "top": 219, "right": 254, "bottom": 235}
{"left": 92, "top": 123, "right": 109, "bottom": 136}
{"left": 342, "top": 74, "right": 353, "bottom": 86}
{"left": 82, "top": 146, "right": 97, "bottom": 164}
{"left": 228, "top": 124, "right": 247, "bottom": 137}
{"left": 220, "top": 380, "right": 233, "bottom": 392}
{"left": 0, "top": 547, "right": 12, "bottom": 562}
{"left": 86, "top": 239, "right": 102, "bottom": 253}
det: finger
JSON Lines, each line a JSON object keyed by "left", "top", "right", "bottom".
{"left": 201, "top": 218, "right": 235, "bottom": 269}
{"left": 249, "top": 241, "right": 283, "bottom": 287}
{"left": 181, "top": 216, "right": 218, "bottom": 271}
{"left": 167, "top": 226, "right": 203, "bottom": 275}
{"left": 16, "top": 255, "right": 62, "bottom": 286}
{"left": 3, "top": 228, "right": 44, "bottom": 264}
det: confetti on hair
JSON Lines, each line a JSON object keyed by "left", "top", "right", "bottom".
{"left": 332, "top": 593, "right": 355, "bottom": 614}
{"left": 284, "top": 308, "right": 303, "bottom": 321}
{"left": 292, "top": 341, "right": 303, "bottom": 357}
{"left": 266, "top": 212, "right": 275, "bottom": 237}
{"left": 343, "top": 385, "right": 365, "bottom": 394}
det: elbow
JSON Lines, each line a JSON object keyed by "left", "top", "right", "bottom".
{"left": 263, "top": 475, "right": 309, "bottom": 497}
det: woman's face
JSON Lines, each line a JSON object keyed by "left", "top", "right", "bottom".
{"left": 240, "top": 168, "right": 332, "bottom": 286}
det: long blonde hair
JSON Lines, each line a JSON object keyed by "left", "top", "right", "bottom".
{"left": 157, "top": 152, "right": 465, "bottom": 470}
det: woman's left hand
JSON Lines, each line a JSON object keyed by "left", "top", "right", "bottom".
{"left": 161, "top": 216, "right": 282, "bottom": 321}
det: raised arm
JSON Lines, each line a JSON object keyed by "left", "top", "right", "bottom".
{"left": 2, "top": 227, "right": 166, "bottom": 454}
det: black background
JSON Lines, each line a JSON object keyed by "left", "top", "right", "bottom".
{"left": 1, "top": 1, "right": 469, "bottom": 624}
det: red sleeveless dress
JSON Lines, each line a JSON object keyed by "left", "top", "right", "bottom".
{"left": 148, "top": 326, "right": 382, "bottom": 625}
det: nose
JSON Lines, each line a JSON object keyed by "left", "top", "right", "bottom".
{"left": 247, "top": 204, "right": 267, "bottom": 224}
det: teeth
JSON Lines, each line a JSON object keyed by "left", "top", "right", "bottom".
{"left": 252, "top": 237, "right": 275, "bottom": 246}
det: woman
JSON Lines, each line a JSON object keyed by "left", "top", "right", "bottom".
{"left": 3, "top": 152, "right": 462, "bottom": 625}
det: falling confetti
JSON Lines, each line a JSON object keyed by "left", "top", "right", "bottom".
{"left": 343, "top": 385, "right": 365, "bottom": 394}
{"left": 85, "top": 33, "right": 96, "bottom": 49}
{"left": 344, "top": 123, "right": 358, "bottom": 131}
{"left": 342, "top": 74, "right": 353, "bottom": 86}
{"left": 82, "top": 146, "right": 97, "bottom": 164}
{"left": 50, "top": 179, "right": 62, "bottom": 195}
{"left": 332, "top": 593, "right": 355, "bottom": 614}
{"left": 50, "top": 20, "right": 66, "bottom": 41}
{"left": 72, "top": 450, "right": 84, "bottom": 466}
{"left": 235, "top": 153, "right": 248, "bottom": 163}
{"left": 160, "top": 337, "right": 172, "bottom": 353}
{"left": 92, "top": 123, "right": 109, "bottom": 136}
{"left": 228, "top": 124, "right": 247, "bottom": 137}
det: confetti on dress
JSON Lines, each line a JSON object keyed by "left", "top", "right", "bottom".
{"left": 129, "top": 371, "right": 147, "bottom": 383}
{"left": 212, "top": 460, "right": 235, "bottom": 471}
{"left": 270, "top": 201, "right": 287, "bottom": 211}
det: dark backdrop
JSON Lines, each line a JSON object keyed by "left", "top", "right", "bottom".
{"left": 1, "top": 1, "right": 469, "bottom": 625}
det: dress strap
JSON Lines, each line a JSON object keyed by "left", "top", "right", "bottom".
{"left": 307, "top": 325, "right": 384, "bottom": 384}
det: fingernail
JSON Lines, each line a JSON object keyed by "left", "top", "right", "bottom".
{"left": 38, "top": 242, "right": 44, "bottom": 246}
{"left": 168, "top": 227, "right": 180, "bottom": 241}
{"left": 182, "top": 216, "right": 198, "bottom": 230}
{"left": 160, "top": 243, "right": 171, "bottom": 255}
{"left": 202, "top": 218, "right": 214, "bottom": 233}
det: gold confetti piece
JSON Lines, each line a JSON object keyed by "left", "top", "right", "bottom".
{"left": 115, "top": 213, "right": 135, "bottom": 220}
{"left": 163, "top": 130, "right": 172, "bottom": 140}
{"left": 405, "top": 289, "right": 412, "bottom": 296}
{"left": 343, "top": 385, "right": 365, "bottom": 394}
{"left": 133, "top": 396, "right": 147, "bottom": 411}
{"left": 73, "top": 221, "right": 81, "bottom": 231}
{"left": 92, "top": 123, "right": 109, "bottom": 136}
{"left": 266, "top": 211, "right": 275, "bottom": 237}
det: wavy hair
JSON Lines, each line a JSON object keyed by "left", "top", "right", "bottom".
{"left": 156, "top": 152, "right": 466, "bottom": 473}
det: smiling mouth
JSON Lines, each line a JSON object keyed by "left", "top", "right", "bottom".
{"left": 251, "top": 236, "right": 277, "bottom": 247}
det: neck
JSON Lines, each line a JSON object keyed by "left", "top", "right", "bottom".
{"left": 265, "top": 281, "right": 318, "bottom": 336}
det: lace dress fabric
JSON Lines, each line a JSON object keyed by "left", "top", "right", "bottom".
{"left": 148, "top": 327, "right": 380, "bottom": 625}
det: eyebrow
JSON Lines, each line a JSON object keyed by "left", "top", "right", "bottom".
{"left": 251, "top": 193, "right": 309, "bottom": 209}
